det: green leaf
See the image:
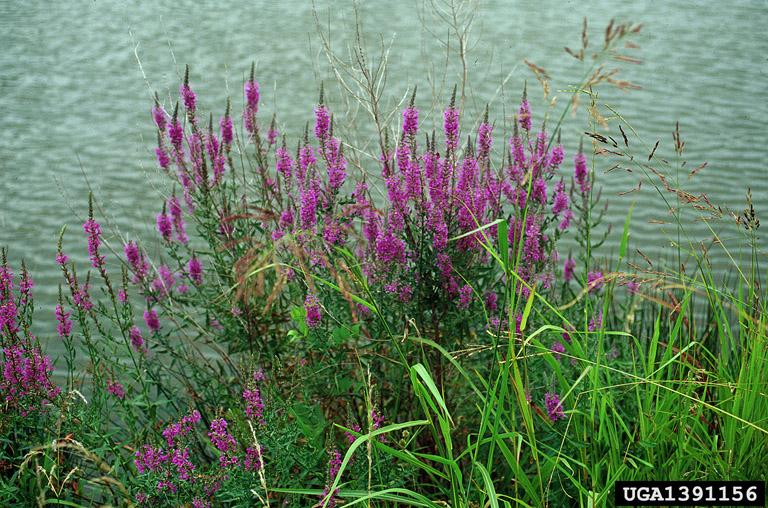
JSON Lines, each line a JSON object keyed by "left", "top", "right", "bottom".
{"left": 498, "top": 219, "right": 509, "bottom": 273}
{"left": 519, "top": 281, "right": 537, "bottom": 332}
{"left": 411, "top": 364, "right": 451, "bottom": 423}
{"left": 619, "top": 195, "right": 636, "bottom": 259}
{"left": 331, "top": 326, "right": 350, "bottom": 345}
{"left": 475, "top": 462, "right": 499, "bottom": 508}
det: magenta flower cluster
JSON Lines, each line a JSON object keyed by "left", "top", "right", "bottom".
{"left": 2, "top": 341, "right": 60, "bottom": 417}
{"left": 304, "top": 295, "right": 322, "bottom": 327}
{"left": 133, "top": 408, "right": 264, "bottom": 507}
{"left": 320, "top": 447, "right": 343, "bottom": 508}
{"left": 140, "top": 70, "right": 602, "bottom": 374}
{"left": 545, "top": 392, "right": 565, "bottom": 422}
{"left": 345, "top": 409, "right": 386, "bottom": 444}
{"left": 134, "top": 410, "right": 202, "bottom": 499}
{"left": 83, "top": 219, "right": 104, "bottom": 268}
{"left": 243, "top": 369, "right": 265, "bottom": 425}
{"left": 0, "top": 265, "right": 60, "bottom": 416}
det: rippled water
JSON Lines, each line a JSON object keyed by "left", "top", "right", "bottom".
{"left": 1, "top": 1, "right": 766, "bottom": 356}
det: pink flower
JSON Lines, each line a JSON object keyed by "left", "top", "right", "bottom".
{"left": 402, "top": 104, "right": 419, "bottom": 140}
{"left": 107, "top": 378, "right": 125, "bottom": 400}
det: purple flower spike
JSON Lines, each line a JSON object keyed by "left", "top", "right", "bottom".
{"left": 587, "top": 270, "right": 604, "bottom": 293}
{"left": 157, "top": 213, "right": 173, "bottom": 242}
{"left": 243, "top": 374, "right": 265, "bottom": 425}
{"left": 545, "top": 392, "right": 565, "bottom": 422}
{"left": 320, "top": 448, "right": 343, "bottom": 508}
{"left": 403, "top": 105, "right": 419, "bottom": 140}
{"left": 169, "top": 117, "right": 184, "bottom": 152}
{"left": 245, "top": 81, "right": 259, "bottom": 112}
{"left": 186, "top": 257, "right": 203, "bottom": 286}
{"left": 315, "top": 104, "right": 330, "bottom": 141}
{"left": 552, "top": 181, "right": 569, "bottom": 215}
{"left": 574, "top": 151, "right": 590, "bottom": 193}
{"left": 563, "top": 257, "right": 576, "bottom": 281}
{"left": 220, "top": 114, "right": 233, "bottom": 145}
{"left": 84, "top": 219, "right": 104, "bottom": 268}
{"left": 144, "top": 309, "right": 160, "bottom": 333}
{"left": 457, "top": 284, "right": 472, "bottom": 310}
{"left": 129, "top": 325, "right": 144, "bottom": 353}
{"left": 519, "top": 86, "right": 532, "bottom": 132}
{"left": 551, "top": 341, "right": 565, "bottom": 361}
{"left": 549, "top": 142, "right": 564, "bottom": 169}
{"left": 55, "top": 305, "right": 72, "bottom": 339}
{"left": 152, "top": 105, "right": 166, "bottom": 133}
{"left": 209, "top": 418, "right": 239, "bottom": 468}
{"left": 477, "top": 121, "right": 493, "bottom": 160}
{"left": 168, "top": 196, "right": 188, "bottom": 243}
{"left": 125, "top": 241, "right": 149, "bottom": 282}
{"left": 180, "top": 65, "right": 196, "bottom": 116}
{"left": 107, "top": 378, "right": 125, "bottom": 400}
{"left": 305, "top": 295, "right": 322, "bottom": 327}
{"left": 155, "top": 145, "right": 170, "bottom": 168}
{"left": 444, "top": 106, "right": 460, "bottom": 154}
{"left": 243, "top": 64, "right": 260, "bottom": 135}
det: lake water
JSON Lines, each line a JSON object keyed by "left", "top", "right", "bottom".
{"left": 1, "top": 0, "right": 766, "bottom": 359}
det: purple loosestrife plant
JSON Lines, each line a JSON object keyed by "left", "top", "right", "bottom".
{"left": 563, "top": 256, "right": 576, "bottom": 281}
{"left": 243, "top": 369, "right": 266, "bottom": 424}
{"left": 1, "top": 342, "right": 60, "bottom": 417}
{"left": 0, "top": 264, "right": 18, "bottom": 335}
{"left": 574, "top": 145, "right": 590, "bottom": 194}
{"left": 315, "top": 84, "right": 331, "bottom": 141}
{"left": 0, "top": 265, "right": 60, "bottom": 418}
